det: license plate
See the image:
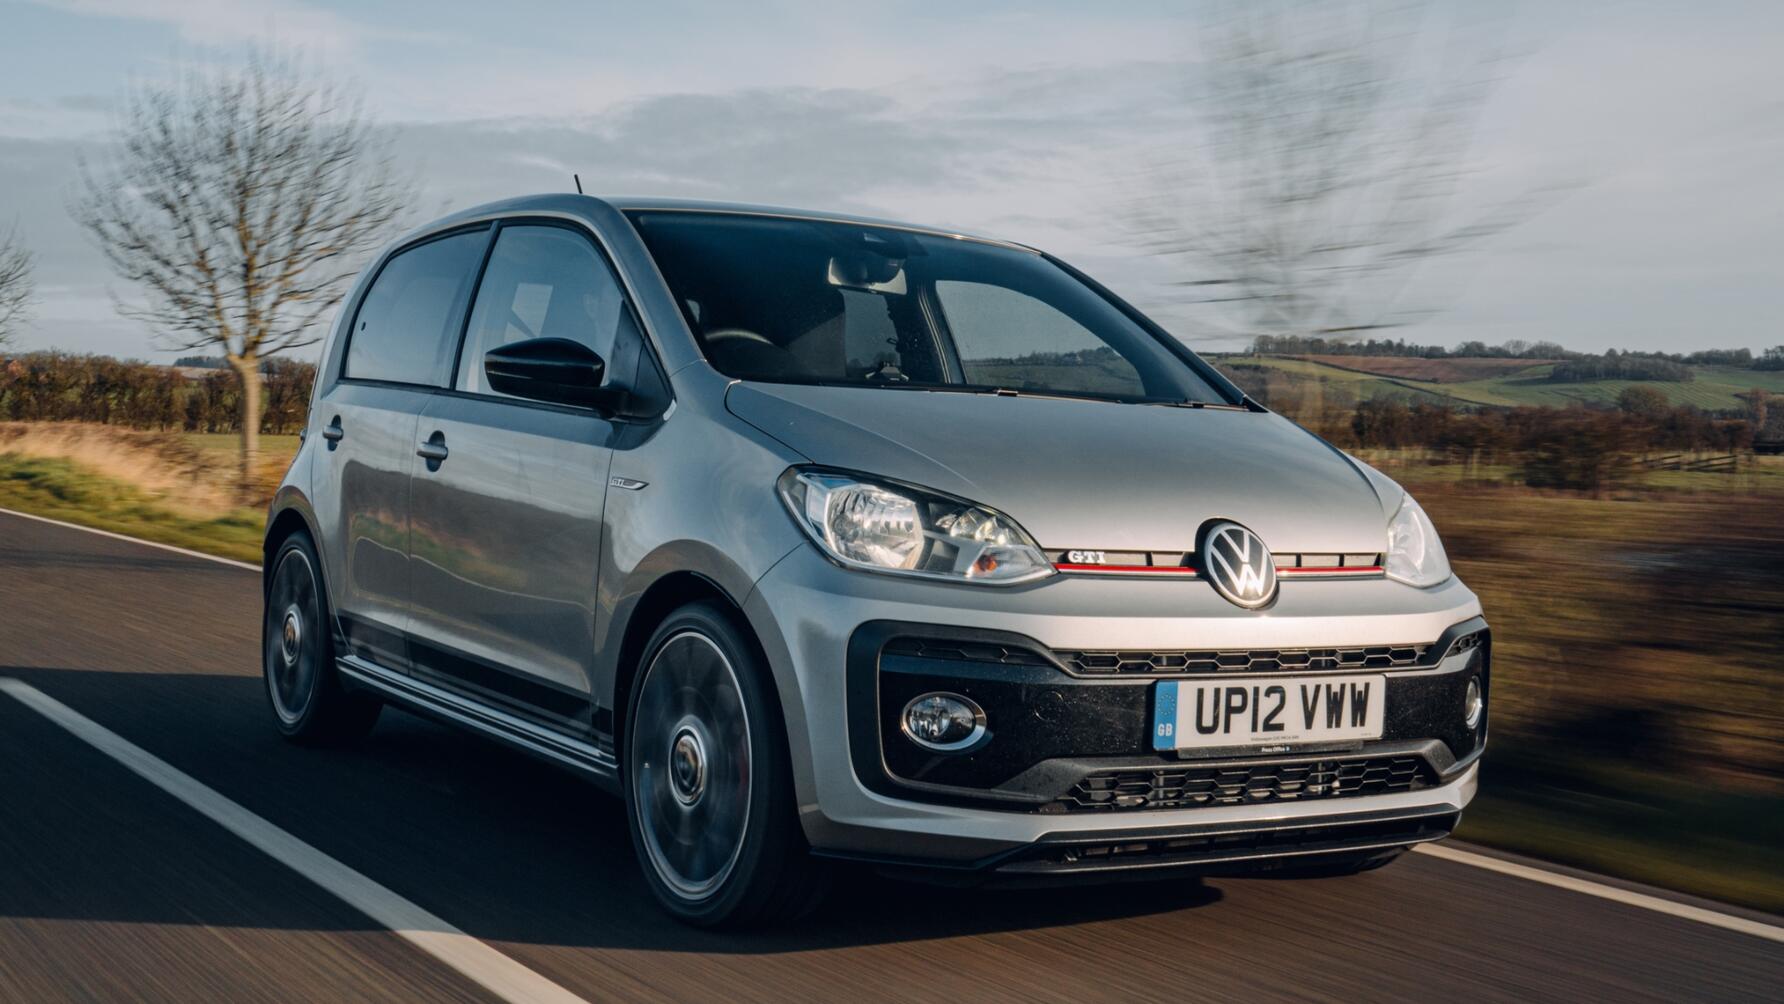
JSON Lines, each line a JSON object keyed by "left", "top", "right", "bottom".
{"left": 1152, "top": 675, "right": 1385, "bottom": 751}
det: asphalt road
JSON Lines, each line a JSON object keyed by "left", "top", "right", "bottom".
{"left": 1, "top": 509, "right": 1779, "bottom": 1003}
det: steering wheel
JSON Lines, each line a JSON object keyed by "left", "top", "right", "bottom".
{"left": 703, "top": 328, "right": 775, "bottom": 347}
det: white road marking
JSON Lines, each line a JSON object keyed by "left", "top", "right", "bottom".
{"left": 1413, "top": 842, "right": 1784, "bottom": 944}
{"left": 0, "top": 506, "right": 261, "bottom": 571}
{"left": 0, "top": 678, "right": 590, "bottom": 1004}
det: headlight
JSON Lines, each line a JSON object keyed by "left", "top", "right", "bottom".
{"left": 1384, "top": 492, "right": 1452, "bottom": 587}
{"left": 778, "top": 469, "right": 1053, "bottom": 585}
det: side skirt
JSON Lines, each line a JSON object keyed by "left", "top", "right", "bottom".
{"left": 337, "top": 654, "right": 620, "bottom": 791}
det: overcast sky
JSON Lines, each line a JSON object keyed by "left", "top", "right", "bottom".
{"left": 1, "top": 0, "right": 1780, "bottom": 360}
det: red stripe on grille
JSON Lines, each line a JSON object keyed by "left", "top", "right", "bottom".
{"left": 1055, "top": 564, "right": 1200, "bottom": 574}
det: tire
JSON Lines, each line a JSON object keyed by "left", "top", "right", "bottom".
{"left": 622, "top": 601, "right": 828, "bottom": 927}
{"left": 262, "top": 531, "right": 381, "bottom": 744}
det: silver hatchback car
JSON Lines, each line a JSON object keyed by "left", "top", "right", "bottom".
{"left": 263, "top": 194, "right": 1488, "bottom": 926}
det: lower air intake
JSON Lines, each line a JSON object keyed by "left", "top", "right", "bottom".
{"left": 1049, "top": 755, "right": 1433, "bottom": 813}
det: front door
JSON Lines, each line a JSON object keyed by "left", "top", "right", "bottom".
{"left": 405, "top": 222, "right": 628, "bottom": 735}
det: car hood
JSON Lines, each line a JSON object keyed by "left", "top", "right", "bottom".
{"left": 725, "top": 383, "right": 1396, "bottom": 555}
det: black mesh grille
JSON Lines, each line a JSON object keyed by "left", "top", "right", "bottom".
{"left": 1050, "top": 755, "right": 1433, "bottom": 813}
{"left": 1058, "top": 644, "right": 1433, "bottom": 675}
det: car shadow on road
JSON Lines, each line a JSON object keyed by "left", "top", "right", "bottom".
{"left": 0, "top": 666, "right": 1223, "bottom": 953}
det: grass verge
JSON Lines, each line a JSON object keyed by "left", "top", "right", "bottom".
{"left": 0, "top": 454, "right": 264, "bottom": 563}
{"left": 1458, "top": 746, "right": 1784, "bottom": 914}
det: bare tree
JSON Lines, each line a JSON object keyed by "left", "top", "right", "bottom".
{"left": 73, "top": 54, "right": 407, "bottom": 496}
{"left": 1126, "top": 2, "right": 1554, "bottom": 344}
{"left": 0, "top": 226, "right": 32, "bottom": 346}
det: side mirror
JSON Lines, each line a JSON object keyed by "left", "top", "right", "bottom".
{"left": 484, "top": 337, "right": 608, "bottom": 408}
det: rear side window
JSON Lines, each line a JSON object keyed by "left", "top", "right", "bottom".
{"left": 455, "top": 225, "right": 632, "bottom": 397}
{"left": 343, "top": 228, "right": 488, "bottom": 386}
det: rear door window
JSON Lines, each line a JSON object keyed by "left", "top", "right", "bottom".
{"left": 455, "top": 224, "right": 632, "bottom": 398}
{"left": 343, "top": 228, "right": 489, "bottom": 386}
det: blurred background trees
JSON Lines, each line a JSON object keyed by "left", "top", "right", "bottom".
{"left": 0, "top": 226, "right": 32, "bottom": 347}
{"left": 0, "top": 352, "right": 313, "bottom": 434}
{"left": 1617, "top": 385, "right": 1670, "bottom": 420}
{"left": 72, "top": 54, "right": 407, "bottom": 498}
{"left": 1127, "top": 1, "right": 1551, "bottom": 343}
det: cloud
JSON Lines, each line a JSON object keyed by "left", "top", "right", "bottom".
{"left": 0, "top": 73, "right": 1173, "bottom": 356}
{"left": 23, "top": 0, "right": 431, "bottom": 59}
{"left": 0, "top": 97, "right": 111, "bottom": 138}
{"left": 3, "top": 8, "right": 1783, "bottom": 360}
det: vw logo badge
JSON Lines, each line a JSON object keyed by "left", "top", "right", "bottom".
{"left": 1201, "top": 521, "right": 1279, "bottom": 609}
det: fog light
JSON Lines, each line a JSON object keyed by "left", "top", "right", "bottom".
{"left": 901, "top": 692, "right": 986, "bottom": 752}
{"left": 1464, "top": 676, "right": 1484, "bottom": 729}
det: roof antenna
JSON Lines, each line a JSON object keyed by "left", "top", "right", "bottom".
{"left": 573, "top": 173, "right": 583, "bottom": 195}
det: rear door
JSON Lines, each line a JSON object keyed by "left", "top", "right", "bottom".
{"left": 405, "top": 221, "right": 631, "bottom": 734}
{"left": 310, "top": 226, "right": 491, "bottom": 670}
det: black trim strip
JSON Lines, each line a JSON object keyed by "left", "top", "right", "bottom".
{"left": 406, "top": 633, "right": 594, "bottom": 736}
{"left": 995, "top": 808, "right": 1461, "bottom": 876}
{"left": 813, "top": 803, "right": 1463, "bottom": 877}
{"left": 334, "top": 610, "right": 409, "bottom": 671}
{"left": 337, "top": 655, "right": 617, "bottom": 787}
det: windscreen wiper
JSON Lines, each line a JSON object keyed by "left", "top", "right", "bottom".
{"left": 1166, "top": 399, "right": 1250, "bottom": 411}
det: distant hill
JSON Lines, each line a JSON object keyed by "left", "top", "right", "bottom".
{"left": 1295, "top": 354, "right": 1557, "bottom": 384}
{"left": 1213, "top": 355, "right": 1784, "bottom": 412}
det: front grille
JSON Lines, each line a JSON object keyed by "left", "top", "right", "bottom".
{"left": 1045, "top": 549, "right": 1384, "bottom": 571}
{"left": 1049, "top": 755, "right": 1433, "bottom": 813}
{"left": 1059, "top": 644, "right": 1433, "bottom": 676}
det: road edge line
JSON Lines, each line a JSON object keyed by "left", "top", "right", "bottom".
{"left": 0, "top": 678, "right": 590, "bottom": 1004}
{"left": 1412, "top": 842, "right": 1784, "bottom": 944}
{"left": 0, "top": 506, "right": 260, "bottom": 572}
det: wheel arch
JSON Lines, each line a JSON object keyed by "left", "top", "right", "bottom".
{"left": 610, "top": 571, "right": 756, "bottom": 758}
{"left": 262, "top": 492, "right": 347, "bottom": 655}
{"left": 605, "top": 540, "right": 801, "bottom": 768}
{"left": 263, "top": 491, "right": 320, "bottom": 594}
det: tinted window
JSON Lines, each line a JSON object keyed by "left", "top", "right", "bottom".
{"left": 628, "top": 211, "right": 1228, "bottom": 405}
{"left": 935, "top": 281, "right": 1146, "bottom": 397}
{"left": 344, "top": 229, "right": 487, "bottom": 386}
{"left": 456, "top": 225, "right": 633, "bottom": 398}
{"left": 839, "top": 289, "right": 905, "bottom": 374}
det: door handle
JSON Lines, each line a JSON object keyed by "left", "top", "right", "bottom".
{"left": 321, "top": 418, "right": 344, "bottom": 442}
{"left": 416, "top": 435, "right": 449, "bottom": 463}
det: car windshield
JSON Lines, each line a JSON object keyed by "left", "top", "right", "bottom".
{"left": 627, "top": 211, "right": 1233, "bottom": 406}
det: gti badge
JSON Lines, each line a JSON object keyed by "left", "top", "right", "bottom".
{"left": 1201, "top": 521, "right": 1279, "bottom": 609}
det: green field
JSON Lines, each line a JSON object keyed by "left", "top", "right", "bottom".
{"left": 0, "top": 454, "right": 265, "bottom": 562}
{"left": 184, "top": 431, "right": 302, "bottom": 458}
{"left": 1214, "top": 356, "right": 1784, "bottom": 410}
{"left": 1406, "top": 478, "right": 1784, "bottom": 912}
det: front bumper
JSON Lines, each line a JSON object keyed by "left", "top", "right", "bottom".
{"left": 744, "top": 544, "right": 1487, "bottom": 871}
